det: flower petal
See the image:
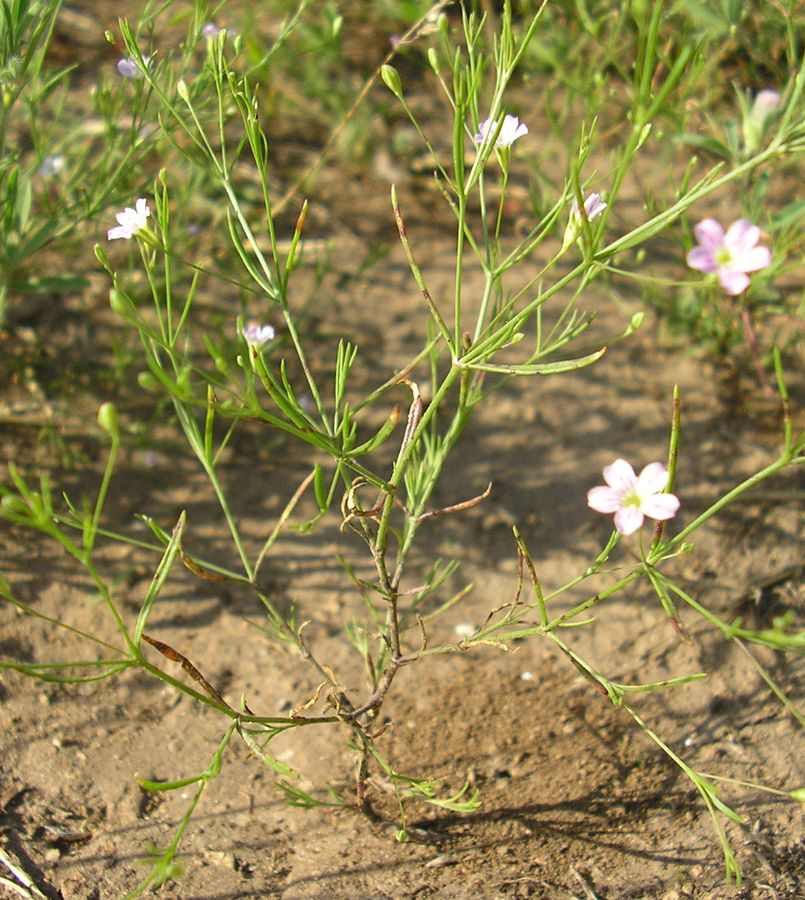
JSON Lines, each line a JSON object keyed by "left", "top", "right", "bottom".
{"left": 614, "top": 506, "right": 644, "bottom": 535}
{"left": 686, "top": 247, "right": 717, "bottom": 273}
{"left": 724, "top": 219, "right": 759, "bottom": 254}
{"left": 602, "top": 458, "right": 637, "bottom": 492}
{"left": 508, "top": 120, "right": 528, "bottom": 143}
{"left": 693, "top": 219, "right": 725, "bottom": 252}
{"left": 583, "top": 193, "right": 607, "bottom": 220}
{"left": 738, "top": 245, "right": 771, "bottom": 272}
{"left": 636, "top": 461, "right": 669, "bottom": 495}
{"left": 587, "top": 486, "right": 622, "bottom": 514}
{"left": 641, "top": 493, "right": 680, "bottom": 521}
{"left": 717, "top": 269, "right": 750, "bottom": 295}
{"left": 473, "top": 119, "right": 492, "bottom": 145}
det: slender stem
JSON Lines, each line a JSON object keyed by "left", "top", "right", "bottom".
{"left": 661, "top": 451, "right": 803, "bottom": 550}
{"left": 454, "top": 192, "right": 467, "bottom": 349}
{"left": 172, "top": 400, "right": 254, "bottom": 580}
{"left": 86, "top": 429, "right": 119, "bottom": 554}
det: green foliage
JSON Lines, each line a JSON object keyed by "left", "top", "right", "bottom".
{"left": 0, "top": 1, "right": 802, "bottom": 893}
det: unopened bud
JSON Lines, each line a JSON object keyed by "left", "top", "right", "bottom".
{"left": 138, "top": 372, "right": 160, "bottom": 391}
{"left": 109, "top": 288, "right": 136, "bottom": 319}
{"left": 97, "top": 402, "right": 119, "bottom": 439}
{"left": 1, "top": 495, "right": 27, "bottom": 514}
{"left": 381, "top": 65, "right": 403, "bottom": 99}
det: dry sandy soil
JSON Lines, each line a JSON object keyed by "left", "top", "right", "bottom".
{"left": 1, "top": 5, "right": 803, "bottom": 899}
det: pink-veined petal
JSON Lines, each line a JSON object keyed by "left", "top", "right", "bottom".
{"left": 614, "top": 506, "right": 644, "bottom": 535}
{"left": 602, "top": 458, "right": 637, "bottom": 492}
{"left": 640, "top": 492, "right": 680, "bottom": 521}
{"left": 636, "top": 461, "right": 669, "bottom": 495}
{"left": 724, "top": 219, "right": 759, "bottom": 254}
{"left": 692, "top": 219, "right": 725, "bottom": 252}
{"left": 686, "top": 247, "right": 718, "bottom": 273}
{"left": 738, "top": 245, "right": 771, "bottom": 272}
{"left": 718, "top": 269, "right": 750, "bottom": 295}
{"left": 587, "top": 486, "right": 622, "bottom": 514}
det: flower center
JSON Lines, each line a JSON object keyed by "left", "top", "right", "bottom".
{"left": 622, "top": 489, "right": 641, "bottom": 509}
{"left": 715, "top": 248, "right": 733, "bottom": 267}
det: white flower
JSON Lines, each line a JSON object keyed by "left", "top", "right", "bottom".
{"left": 242, "top": 321, "right": 275, "bottom": 347}
{"left": 38, "top": 155, "right": 64, "bottom": 177}
{"left": 107, "top": 198, "right": 151, "bottom": 241}
{"left": 473, "top": 115, "right": 528, "bottom": 148}
{"left": 201, "top": 22, "right": 222, "bottom": 39}
{"left": 587, "top": 459, "right": 680, "bottom": 536}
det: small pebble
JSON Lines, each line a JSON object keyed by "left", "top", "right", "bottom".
{"left": 424, "top": 854, "right": 451, "bottom": 869}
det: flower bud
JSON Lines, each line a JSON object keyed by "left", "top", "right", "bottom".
{"left": 1, "top": 495, "right": 28, "bottom": 514}
{"left": 138, "top": 372, "right": 160, "bottom": 391}
{"left": 109, "top": 289, "right": 136, "bottom": 319}
{"left": 381, "top": 65, "right": 403, "bottom": 99}
{"left": 97, "top": 402, "right": 119, "bottom": 439}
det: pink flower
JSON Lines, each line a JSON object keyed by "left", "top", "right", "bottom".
{"left": 571, "top": 192, "right": 607, "bottom": 222}
{"left": 587, "top": 459, "right": 680, "bottom": 536}
{"left": 687, "top": 218, "right": 771, "bottom": 295}
{"left": 473, "top": 115, "right": 528, "bottom": 148}
{"left": 562, "top": 191, "right": 608, "bottom": 249}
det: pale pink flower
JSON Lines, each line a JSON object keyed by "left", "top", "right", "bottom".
{"left": 571, "top": 192, "right": 607, "bottom": 222}
{"left": 561, "top": 191, "right": 607, "bottom": 250}
{"left": 750, "top": 89, "right": 781, "bottom": 125}
{"left": 687, "top": 218, "right": 771, "bottom": 295}
{"left": 587, "top": 459, "right": 680, "bottom": 536}
{"left": 107, "top": 198, "right": 150, "bottom": 240}
{"left": 473, "top": 115, "right": 528, "bottom": 148}
{"left": 743, "top": 89, "right": 782, "bottom": 154}
{"left": 242, "top": 322, "right": 275, "bottom": 347}
{"left": 201, "top": 22, "right": 222, "bottom": 38}
{"left": 117, "top": 55, "right": 151, "bottom": 79}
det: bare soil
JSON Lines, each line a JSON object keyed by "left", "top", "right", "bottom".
{"left": 1, "top": 6, "right": 803, "bottom": 899}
